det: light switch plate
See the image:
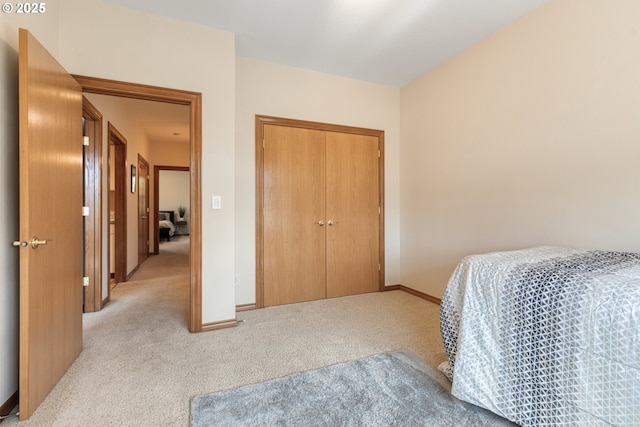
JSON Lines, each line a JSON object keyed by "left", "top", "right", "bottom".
{"left": 212, "top": 195, "right": 222, "bottom": 210}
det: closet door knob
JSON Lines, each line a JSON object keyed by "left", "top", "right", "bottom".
{"left": 327, "top": 220, "right": 337, "bottom": 226}
{"left": 317, "top": 221, "right": 324, "bottom": 226}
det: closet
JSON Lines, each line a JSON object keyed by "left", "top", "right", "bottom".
{"left": 256, "top": 116, "right": 384, "bottom": 307}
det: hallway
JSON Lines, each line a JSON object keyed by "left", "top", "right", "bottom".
{"left": 106, "top": 235, "right": 191, "bottom": 326}
{"left": 89, "top": 233, "right": 191, "bottom": 333}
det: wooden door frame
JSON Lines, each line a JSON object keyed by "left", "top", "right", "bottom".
{"left": 82, "top": 96, "right": 103, "bottom": 312}
{"left": 255, "top": 115, "right": 385, "bottom": 309}
{"left": 153, "top": 165, "right": 190, "bottom": 255}
{"left": 74, "top": 75, "right": 203, "bottom": 333}
{"left": 138, "top": 154, "right": 150, "bottom": 266}
{"left": 108, "top": 122, "right": 127, "bottom": 289}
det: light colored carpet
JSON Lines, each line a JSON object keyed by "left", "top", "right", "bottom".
{"left": 191, "top": 350, "right": 515, "bottom": 427}
{"left": 4, "top": 237, "right": 452, "bottom": 426}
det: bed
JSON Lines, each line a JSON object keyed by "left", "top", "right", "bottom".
{"left": 440, "top": 246, "right": 640, "bottom": 426}
{"left": 158, "top": 210, "right": 175, "bottom": 242}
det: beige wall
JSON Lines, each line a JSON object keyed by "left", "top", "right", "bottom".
{"left": 0, "top": 35, "right": 20, "bottom": 407}
{"left": 151, "top": 140, "right": 190, "bottom": 167}
{"left": 159, "top": 170, "right": 190, "bottom": 219}
{"left": 400, "top": 0, "right": 640, "bottom": 298}
{"left": 235, "top": 57, "right": 401, "bottom": 305}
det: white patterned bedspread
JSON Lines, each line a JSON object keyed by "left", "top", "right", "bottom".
{"left": 440, "top": 246, "right": 640, "bottom": 426}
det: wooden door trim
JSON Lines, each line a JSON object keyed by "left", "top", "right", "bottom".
{"left": 74, "top": 75, "right": 203, "bottom": 333}
{"left": 82, "top": 96, "right": 103, "bottom": 312}
{"left": 153, "top": 165, "right": 189, "bottom": 255}
{"left": 108, "top": 122, "right": 127, "bottom": 291}
{"left": 255, "top": 115, "right": 385, "bottom": 309}
{"left": 138, "top": 154, "right": 150, "bottom": 266}
{"left": 257, "top": 115, "right": 385, "bottom": 137}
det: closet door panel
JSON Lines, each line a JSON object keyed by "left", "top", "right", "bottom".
{"left": 325, "top": 132, "right": 380, "bottom": 298}
{"left": 263, "top": 124, "right": 326, "bottom": 306}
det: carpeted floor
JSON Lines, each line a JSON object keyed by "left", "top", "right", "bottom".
{"left": 4, "top": 236, "right": 455, "bottom": 426}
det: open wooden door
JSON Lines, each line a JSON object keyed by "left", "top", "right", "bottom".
{"left": 18, "top": 29, "right": 83, "bottom": 420}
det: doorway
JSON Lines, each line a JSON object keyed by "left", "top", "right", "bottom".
{"left": 138, "top": 155, "right": 150, "bottom": 266}
{"left": 108, "top": 123, "right": 127, "bottom": 288}
{"left": 75, "top": 75, "right": 204, "bottom": 333}
{"left": 255, "top": 115, "right": 385, "bottom": 308}
{"left": 82, "top": 97, "right": 103, "bottom": 313}
{"left": 154, "top": 166, "right": 190, "bottom": 254}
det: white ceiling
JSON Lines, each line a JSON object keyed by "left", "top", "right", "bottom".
{"left": 102, "top": 0, "right": 549, "bottom": 87}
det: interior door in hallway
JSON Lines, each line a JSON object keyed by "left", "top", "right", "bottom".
{"left": 262, "top": 124, "right": 327, "bottom": 306}
{"left": 138, "top": 156, "right": 150, "bottom": 266}
{"left": 18, "top": 29, "right": 83, "bottom": 420}
{"left": 109, "top": 124, "right": 127, "bottom": 287}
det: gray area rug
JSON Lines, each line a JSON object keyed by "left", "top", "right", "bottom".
{"left": 190, "top": 350, "right": 516, "bottom": 426}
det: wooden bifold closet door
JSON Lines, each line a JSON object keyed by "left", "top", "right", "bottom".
{"left": 258, "top": 116, "right": 383, "bottom": 308}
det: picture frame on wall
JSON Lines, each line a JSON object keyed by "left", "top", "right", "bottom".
{"left": 131, "top": 165, "right": 136, "bottom": 193}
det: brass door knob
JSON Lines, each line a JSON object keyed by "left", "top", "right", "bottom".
{"left": 29, "top": 237, "right": 51, "bottom": 249}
